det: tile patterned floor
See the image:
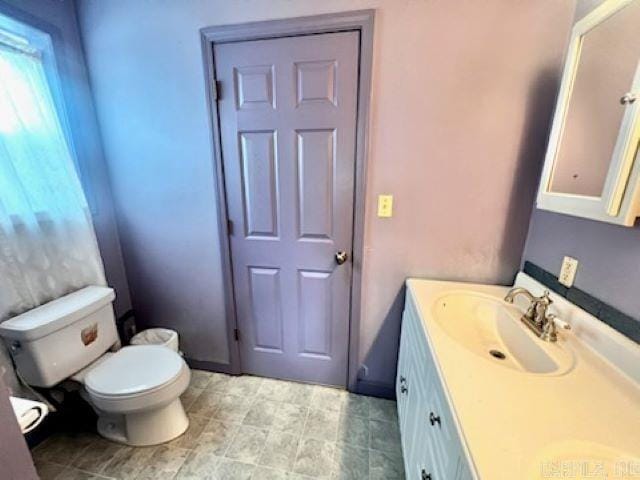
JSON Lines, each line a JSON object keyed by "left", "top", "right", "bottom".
{"left": 32, "top": 370, "right": 406, "bottom": 480}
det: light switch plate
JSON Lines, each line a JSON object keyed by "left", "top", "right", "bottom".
{"left": 559, "top": 256, "right": 579, "bottom": 287}
{"left": 377, "top": 194, "right": 393, "bottom": 217}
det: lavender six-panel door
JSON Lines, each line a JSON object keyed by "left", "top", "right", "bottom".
{"left": 214, "top": 32, "right": 359, "bottom": 386}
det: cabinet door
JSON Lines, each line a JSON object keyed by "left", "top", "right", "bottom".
{"left": 455, "top": 456, "right": 474, "bottom": 480}
{"left": 396, "top": 309, "right": 410, "bottom": 436}
{"left": 404, "top": 304, "right": 436, "bottom": 478}
{"left": 423, "top": 384, "right": 462, "bottom": 479}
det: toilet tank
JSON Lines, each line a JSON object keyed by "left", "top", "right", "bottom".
{"left": 0, "top": 286, "right": 119, "bottom": 387}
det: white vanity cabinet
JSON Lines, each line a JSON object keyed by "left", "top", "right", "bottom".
{"left": 396, "top": 294, "right": 473, "bottom": 480}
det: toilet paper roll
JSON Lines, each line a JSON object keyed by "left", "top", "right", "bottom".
{"left": 9, "top": 396, "right": 48, "bottom": 434}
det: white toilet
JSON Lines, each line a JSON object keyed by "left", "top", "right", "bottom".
{"left": 0, "top": 286, "right": 190, "bottom": 446}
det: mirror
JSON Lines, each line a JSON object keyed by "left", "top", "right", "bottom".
{"left": 537, "top": 0, "right": 640, "bottom": 225}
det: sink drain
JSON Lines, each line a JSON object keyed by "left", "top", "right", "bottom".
{"left": 489, "top": 349, "right": 506, "bottom": 360}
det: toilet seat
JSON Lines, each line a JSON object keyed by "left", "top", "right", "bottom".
{"left": 84, "top": 345, "right": 190, "bottom": 413}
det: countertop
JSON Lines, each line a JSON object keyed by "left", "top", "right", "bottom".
{"left": 406, "top": 275, "right": 640, "bottom": 479}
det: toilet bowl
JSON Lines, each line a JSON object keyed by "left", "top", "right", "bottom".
{"left": 74, "top": 345, "right": 190, "bottom": 446}
{"left": 0, "top": 286, "right": 191, "bottom": 446}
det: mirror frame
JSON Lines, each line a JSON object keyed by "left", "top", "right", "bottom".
{"left": 537, "top": 0, "right": 640, "bottom": 226}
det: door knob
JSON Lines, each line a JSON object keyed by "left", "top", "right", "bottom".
{"left": 335, "top": 251, "right": 348, "bottom": 265}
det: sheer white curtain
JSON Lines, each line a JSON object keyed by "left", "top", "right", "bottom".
{"left": 0, "top": 38, "right": 106, "bottom": 320}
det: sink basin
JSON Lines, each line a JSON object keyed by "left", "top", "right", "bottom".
{"left": 527, "top": 440, "right": 639, "bottom": 479}
{"left": 431, "top": 291, "right": 574, "bottom": 375}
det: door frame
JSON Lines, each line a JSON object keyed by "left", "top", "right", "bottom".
{"left": 200, "top": 10, "right": 375, "bottom": 389}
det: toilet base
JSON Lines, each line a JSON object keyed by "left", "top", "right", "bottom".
{"left": 97, "top": 398, "right": 189, "bottom": 446}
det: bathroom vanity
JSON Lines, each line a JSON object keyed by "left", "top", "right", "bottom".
{"left": 396, "top": 273, "right": 640, "bottom": 479}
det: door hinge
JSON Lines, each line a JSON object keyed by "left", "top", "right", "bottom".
{"left": 227, "top": 219, "right": 233, "bottom": 235}
{"left": 234, "top": 328, "right": 240, "bottom": 342}
{"left": 212, "top": 79, "right": 222, "bottom": 101}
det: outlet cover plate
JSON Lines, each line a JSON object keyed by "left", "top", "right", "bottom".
{"left": 559, "top": 256, "right": 579, "bottom": 287}
{"left": 377, "top": 194, "right": 393, "bottom": 217}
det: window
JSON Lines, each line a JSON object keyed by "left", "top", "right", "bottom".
{"left": 0, "top": 13, "right": 88, "bottom": 223}
{"left": 0, "top": 13, "right": 105, "bottom": 320}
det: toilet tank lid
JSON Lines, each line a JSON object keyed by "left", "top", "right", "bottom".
{"left": 0, "top": 286, "right": 115, "bottom": 341}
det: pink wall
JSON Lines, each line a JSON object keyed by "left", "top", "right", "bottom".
{"left": 77, "top": 0, "right": 576, "bottom": 391}
{"left": 358, "top": 0, "right": 575, "bottom": 388}
{"left": 0, "top": 376, "right": 38, "bottom": 479}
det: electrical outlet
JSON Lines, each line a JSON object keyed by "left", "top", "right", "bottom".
{"left": 377, "top": 194, "right": 393, "bottom": 217}
{"left": 559, "top": 256, "right": 578, "bottom": 287}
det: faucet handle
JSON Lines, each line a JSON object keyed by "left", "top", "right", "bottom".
{"left": 548, "top": 314, "right": 571, "bottom": 330}
{"left": 539, "top": 290, "right": 553, "bottom": 305}
{"left": 541, "top": 314, "right": 571, "bottom": 342}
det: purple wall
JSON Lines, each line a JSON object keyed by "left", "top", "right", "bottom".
{"left": 523, "top": 211, "right": 640, "bottom": 320}
{"left": 522, "top": 0, "right": 640, "bottom": 324}
{"left": 76, "top": 0, "right": 576, "bottom": 391}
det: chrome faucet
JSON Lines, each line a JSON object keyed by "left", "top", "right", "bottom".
{"left": 504, "top": 287, "right": 569, "bottom": 342}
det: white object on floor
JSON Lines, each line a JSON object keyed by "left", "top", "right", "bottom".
{"left": 0, "top": 286, "right": 190, "bottom": 446}
{"left": 130, "top": 328, "right": 180, "bottom": 353}
{"left": 10, "top": 396, "right": 48, "bottom": 433}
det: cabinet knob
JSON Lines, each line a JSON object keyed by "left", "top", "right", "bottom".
{"left": 400, "top": 385, "right": 408, "bottom": 394}
{"left": 399, "top": 376, "right": 406, "bottom": 383}
{"left": 421, "top": 470, "right": 432, "bottom": 480}
{"left": 620, "top": 92, "right": 637, "bottom": 105}
{"left": 429, "top": 412, "right": 441, "bottom": 427}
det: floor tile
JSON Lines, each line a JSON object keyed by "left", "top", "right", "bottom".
{"left": 310, "top": 386, "right": 347, "bottom": 412}
{"left": 332, "top": 445, "right": 369, "bottom": 480}
{"left": 258, "top": 430, "right": 300, "bottom": 471}
{"left": 209, "top": 373, "right": 233, "bottom": 391}
{"left": 337, "top": 413, "right": 369, "bottom": 448}
{"left": 135, "top": 444, "right": 190, "bottom": 479}
{"left": 32, "top": 433, "right": 94, "bottom": 466}
{"left": 273, "top": 403, "right": 309, "bottom": 436}
{"left": 369, "top": 420, "right": 402, "bottom": 455}
{"left": 225, "top": 375, "right": 263, "bottom": 397}
{"left": 369, "top": 450, "right": 405, "bottom": 480}
{"left": 57, "top": 468, "right": 114, "bottom": 480}
{"left": 189, "top": 386, "right": 221, "bottom": 417}
{"left": 286, "top": 382, "right": 315, "bottom": 406}
{"left": 169, "top": 413, "right": 209, "bottom": 449}
{"left": 196, "top": 420, "right": 238, "bottom": 456}
{"left": 293, "top": 438, "right": 335, "bottom": 479}
{"left": 250, "top": 466, "right": 290, "bottom": 479}
{"left": 30, "top": 373, "right": 402, "bottom": 480}
{"left": 34, "top": 460, "right": 66, "bottom": 480}
{"left": 224, "top": 425, "right": 268, "bottom": 464}
{"left": 102, "top": 445, "right": 156, "bottom": 478}
{"left": 70, "top": 437, "right": 128, "bottom": 474}
{"left": 215, "top": 458, "right": 255, "bottom": 480}
{"left": 303, "top": 407, "right": 340, "bottom": 442}
{"left": 256, "top": 378, "right": 290, "bottom": 402}
{"left": 341, "top": 394, "right": 369, "bottom": 419}
{"left": 176, "top": 451, "right": 220, "bottom": 480}
{"left": 213, "top": 394, "right": 254, "bottom": 424}
{"left": 181, "top": 385, "right": 204, "bottom": 411}
{"left": 368, "top": 397, "right": 398, "bottom": 423}
{"left": 242, "top": 399, "right": 280, "bottom": 428}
